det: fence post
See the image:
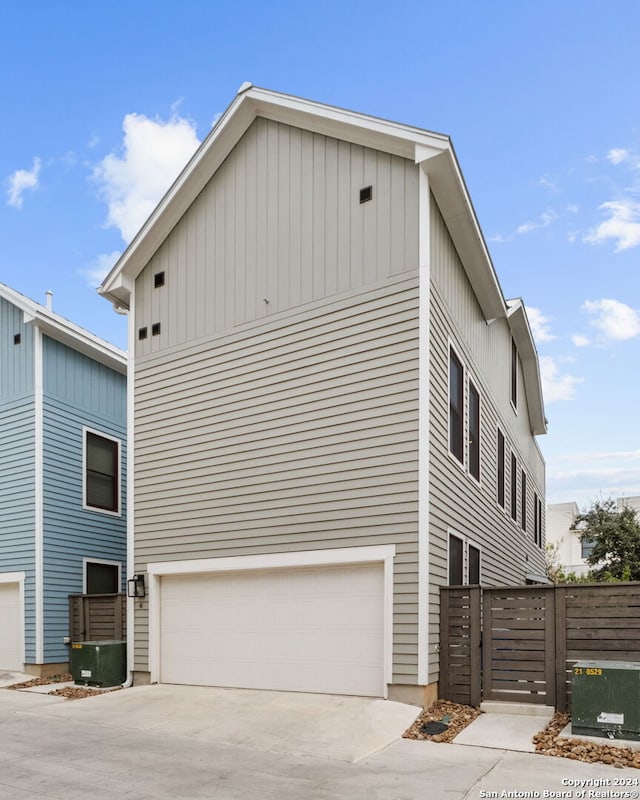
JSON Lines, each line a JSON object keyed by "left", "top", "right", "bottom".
{"left": 544, "top": 587, "right": 556, "bottom": 708}
{"left": 554, "top": 585, "right": 567, "bottom": 712}
{"left": 439, "top": 588, "right": 450, "bottom": 700}
{"left": 470, "top": 586, "right": 482, "bottom": 707}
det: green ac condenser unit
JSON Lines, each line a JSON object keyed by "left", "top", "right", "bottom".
{"left": 70, "top": 640, "right": 126, "bottom": 687}
{"left": 572, "top": 661, "right": 640, "bottom": 741}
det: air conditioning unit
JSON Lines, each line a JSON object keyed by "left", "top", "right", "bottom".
{"left": 572, "top": 661, "right": 640, "bottom": 741}
{"left": 70, "top": 640, "right": 126, "bottom": 687}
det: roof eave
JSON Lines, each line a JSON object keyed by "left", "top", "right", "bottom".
{"left": 0, "top": 282, "right": 126, "bottom": 373}
{"left": 507, "top": 300, "right": 547, "bottom": 435}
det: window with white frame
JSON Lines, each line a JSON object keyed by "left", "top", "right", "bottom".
{"left": 84, "top": 559, "right": 121, "bottom": 594}
{"left": 510, "top": 452, "right": 518, "bottom": 522}
{"left": 468, "top": 380, "right": 480, "bottom": 482}
{"left": 84, "top": 429, "right": 120, "bottom": 514}
{"left": 449, "top": 348, "right": 464, "bottom": 464}
{"left": 497, "top": 429, "right": 505, "bottom": 508}
{"left": 448, "top": 532, "right": 481, "bottom": 586}
{"left": 521, "top": 470, "right": 527, "bottom": 532}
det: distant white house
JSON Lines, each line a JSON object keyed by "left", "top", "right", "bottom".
{"left": 546, "top": 496, "right": 640, "bottom": 577}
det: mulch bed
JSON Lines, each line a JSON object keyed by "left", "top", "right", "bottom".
{"left": 405, "top": 702, "right": 640, "bottom": 769}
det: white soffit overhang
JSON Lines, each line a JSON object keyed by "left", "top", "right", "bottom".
{"left": 507, "top": 299, "right": 547, "bottom": 436}
{"left": 99, "top": 84, "right": 507, "bottom": 324}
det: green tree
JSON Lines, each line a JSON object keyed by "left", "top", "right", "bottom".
{"left": 575, "top": 498, "right": 640, "bottom": 581}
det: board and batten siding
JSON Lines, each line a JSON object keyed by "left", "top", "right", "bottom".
{"left": 134, "top": 117, "right": 419, "bottom": 357}
{"left": 133, "top": 278, "right": 421, "bottom": 682}
{"left": 1, "top": 295, "right": 34, "bottom": 401}
{"left": 427, "top": 198, "right": 545, "bottom": 683}
{"left": 42, "top": 336, "right": 127, "bottom": 662}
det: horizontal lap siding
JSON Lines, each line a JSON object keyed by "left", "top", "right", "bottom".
{"left": 42, "top": 337, "right": 127, "bottom": 662}
{"left": 134, "top": 281, "right": 420, "bottom": 681}
{"left": 428, "top": 199, "right": 546, "bottom": 684}
{"left": 0, "top": 397, "right": 35, "bottom": 660}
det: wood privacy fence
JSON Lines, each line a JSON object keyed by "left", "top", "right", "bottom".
{"left": 440, "top": 583, "right": 640, "bottom": 711}
{"left": 69, "top": 593, "right": 126, "bottom": 642}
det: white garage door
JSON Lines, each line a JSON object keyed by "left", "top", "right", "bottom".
{"left": 0, "top": 582, "right": 22, "bottom": 672}
{"left": 159, "top": 563, "right": 385, "bottom": 697}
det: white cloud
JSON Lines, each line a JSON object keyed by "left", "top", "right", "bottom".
{"left": 6, "top": 157, "right": 41, "bottom": 208}
{"left": 79, "top": 251, "right": 122, "bottom": 288}
{"left": 538, "top": 175, "right": 559, "bottom": 192}
{"left": 539, "top": 355, "right": 581, "bottom": 403}
{"left": 527, "top": 307, "right": 556, "bottom": 343}
{"left": 583, "top": 298, "right": 640, "bottom": 341}
{"left": 94, "top": 112, "right": 200, "bottom": 243}
{"left": 516, "top": 209, "right": 557, "bottom": 235}
{"left": 571, "top": 334, "right": 591, "bottom": 347}
{"left": 607, "top": 148, "right": 630, "bottom": 165}
{"left": 584, "top": 199, "right": 640, "bottom": 251}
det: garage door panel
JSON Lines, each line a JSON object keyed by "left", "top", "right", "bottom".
{"left": 0, "top": 583, "right": 22, "bottom": 672}
{"left": 159, "top": 563, "right": 384, "bottom": 696}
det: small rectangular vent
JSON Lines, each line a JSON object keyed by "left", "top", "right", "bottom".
{"left": 154, "top": 271, "right": 165, "bottom": 288}
{"left": 14, "top": 333, "right": 21, "bottom": 345}
{"left": 359, "top": 185, "right": 373, "bottom": 203}
{"left": 138, "top": 327, "right": 148, "bottom": 340}
{"left": 152, "top": 322, "right": 161, "bottom": 336}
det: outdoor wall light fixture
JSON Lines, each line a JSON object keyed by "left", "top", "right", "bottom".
{"left": 127, "top": 574, "right": 146, "bottom": 598}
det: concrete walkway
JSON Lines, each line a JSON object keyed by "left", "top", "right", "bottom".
{"left": 453, "top": 701, "right": 555, "bottom": 752}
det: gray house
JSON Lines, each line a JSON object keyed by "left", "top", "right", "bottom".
{"left": 0, "top": 283, "right": 127, "bottom": 676}
{"left": 100, "top": 84, "right": 547, "bottom": 705}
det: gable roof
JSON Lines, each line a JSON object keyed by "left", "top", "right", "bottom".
{"left": 99, "top": 83, "right": 506, "bottom": 320}
{"left": 0, "top": 282, "right": 126, "bottom": 374}
{"left": 97, "top": 83, "right": 545, "bottom": 434}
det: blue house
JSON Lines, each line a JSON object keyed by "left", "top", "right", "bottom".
{"left": 0, "top": 283, "right": 127, "bottom": 676}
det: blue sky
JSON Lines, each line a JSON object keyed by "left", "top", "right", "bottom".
{"left": 1, "top": 1, "right": 639, "bottom": 508}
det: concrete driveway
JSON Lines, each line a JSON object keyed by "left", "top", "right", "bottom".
{"left": 9, "top": 684, "right": 421, "bottom": 763}
{"left": 0, "top": 684, "right": 636, "bottom": 799}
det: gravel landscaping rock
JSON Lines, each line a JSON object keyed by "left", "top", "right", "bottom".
{"left": 403, "top": 700, "right": 481, "bottom": 742}
{"left": 5, "top": 673, "right": 121, "bottom": 700}
{"left": 406, "top": 702, "right": 640, "bottom": 770}
{"left": 534, "top": 712, "right": 640, "bottom": 770}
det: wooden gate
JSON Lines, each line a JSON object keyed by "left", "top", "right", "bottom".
{"left": 482, "top": 586, "right": 555, "bottom": 706}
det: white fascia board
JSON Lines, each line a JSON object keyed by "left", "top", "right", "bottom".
{"left": 27, "top": 312, "right": 126, "bottom": 373}
{"left": 0, "top": 282, "right": 125, "bottom": 371}
{"left": 99, "top": 91, "right": 260, "bottom": 306}
{"left": 507, "top": 300, "right": 547, "bottom": 435}
{"left": 416, "top": 145, "right": 506, "bottom": 323}
{"left": 99, "top": 86, "right": 452, "bottom": 307}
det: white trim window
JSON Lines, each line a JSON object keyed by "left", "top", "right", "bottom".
{"left": 468, "top": 379, "right": 480, "bottom": 482}
{"left": 83, "top": 427, "right": 121, "bottom": 515}
{"left": 83, "top": 558, "right": 122, "bottom": 594}
{"left": 449, "top": 347, "right": 464, "bottom": 464}
{"left": 448, "top": 532, "right": 481, "bottom": 586}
